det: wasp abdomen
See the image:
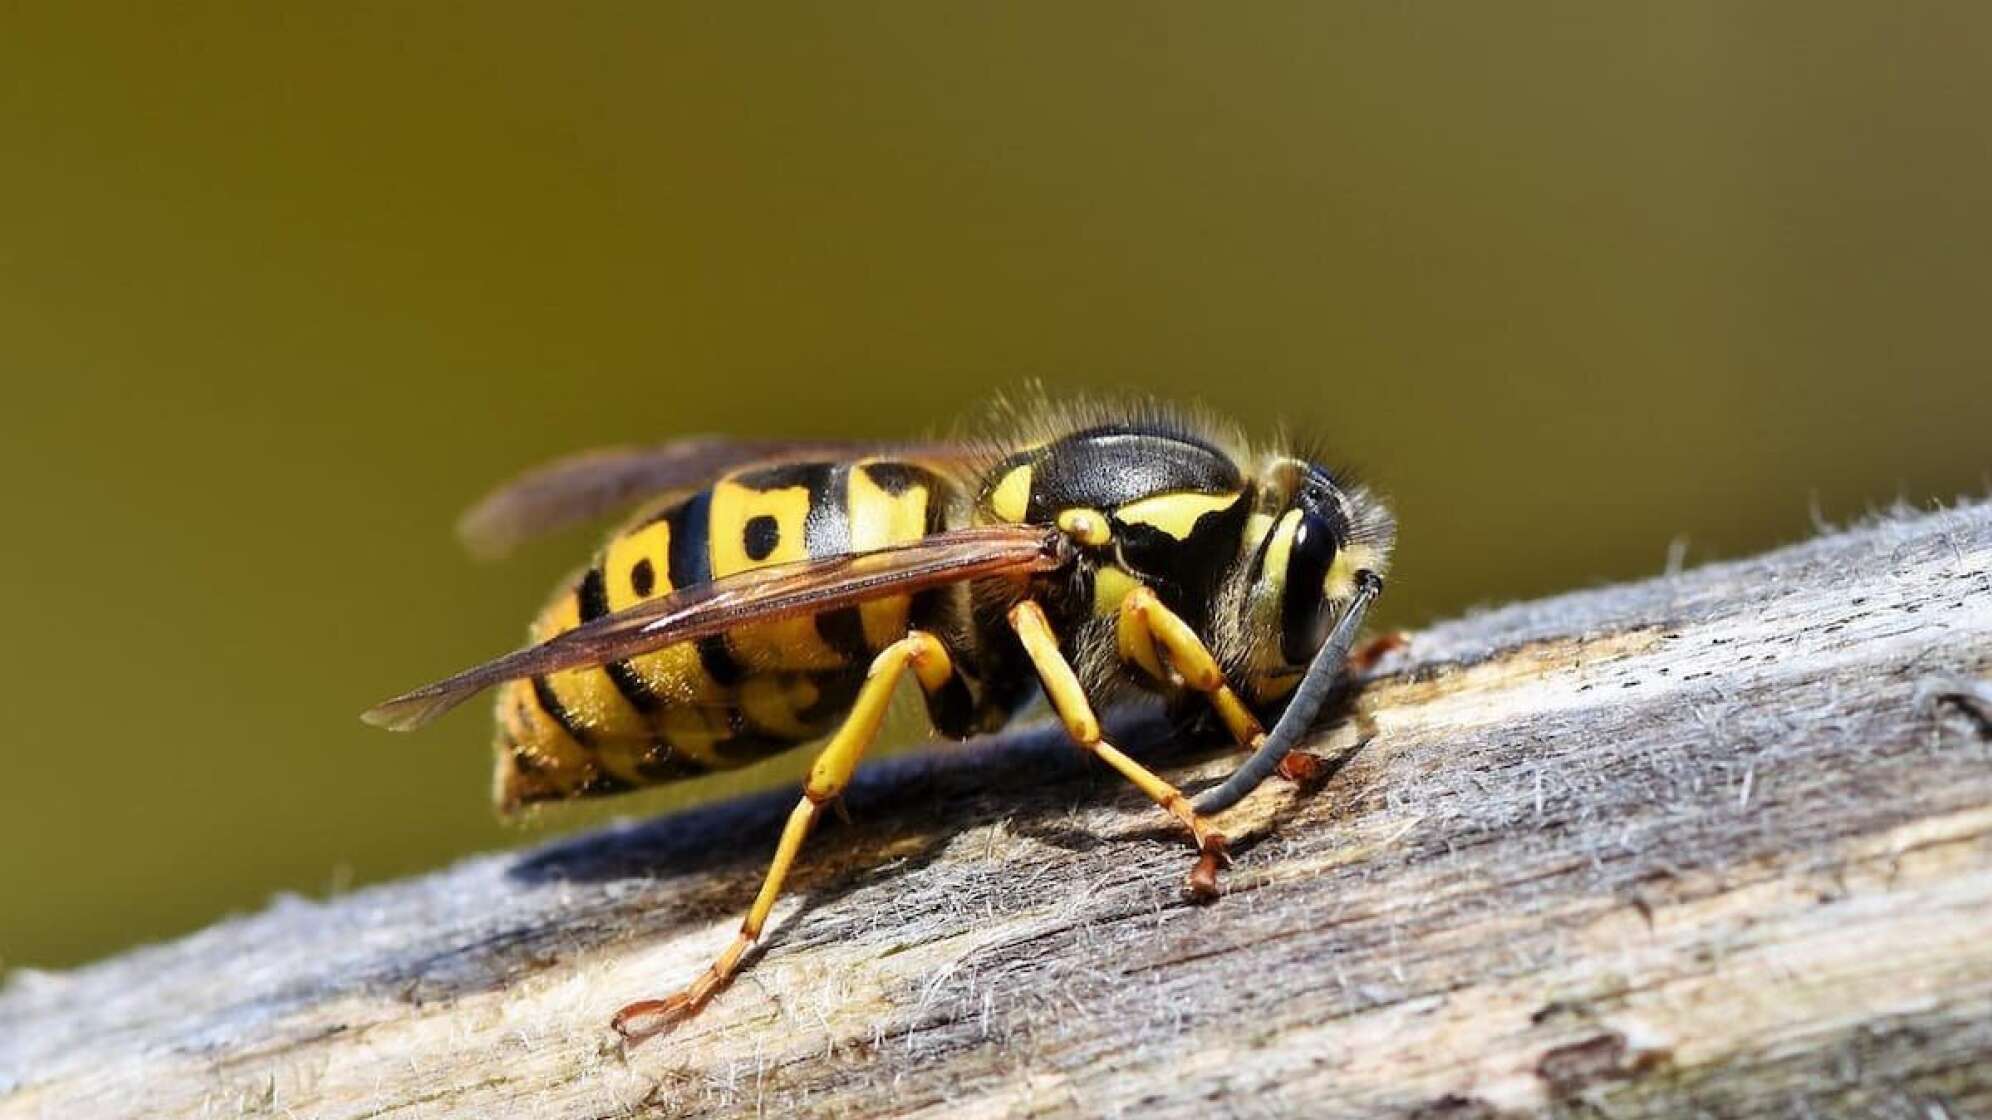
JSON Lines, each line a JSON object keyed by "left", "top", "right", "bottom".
{"left": 494, "top": 459, "right": 954, "bottom": 811}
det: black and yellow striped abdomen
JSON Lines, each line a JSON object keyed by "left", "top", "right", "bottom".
{"left": 494, "top": 459, "right": 955, "bottom": 811}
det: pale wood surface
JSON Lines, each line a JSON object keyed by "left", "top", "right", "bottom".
{"left": 3, "top": 502, "right": 1990, "bottom": 1119}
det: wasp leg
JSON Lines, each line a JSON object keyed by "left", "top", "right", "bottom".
{"left": 1118, "top": 586, "right": 1325, "bottom": 784}
{"left": 611, "top": 630, "right": 957, "bottom": 1045}
{"left": 1008, "top": 600, "right": 1231, "bottom": 899}
{"left": 1348, "top": 629, "right": 1410, "bottom": 674}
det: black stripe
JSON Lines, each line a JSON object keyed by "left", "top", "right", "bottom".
{"left": 733, "top": 462, "right": 820, "bottom": 492}
{"left": 712, "top": 707, "right": 799, "bottom": 763}
{"left": 814, "top": 607, "right": 871, "bottom": 663}
{"left": 578, "top": 769, "right": 637, "bottom": 797}
{"left": 806, "top": 465, "right": 871, "bottom": 661}
{"left": 695, "top": 636, "right": 743, "bottom": 685}
{"left": 709, "top": 729, "right": 807, "bottom": 764}
{"left": 636, "top": 741, "right": 706, "bottom": 782}
{"left": 577, "top": 564, "right": 610, "bottom": 619}
{"left": 605, "top": 662, "right": 662, "bottom": 713}
{"left": 923, "top": 483, "right": 949, "bottom": 536}
{"left": 579, "top": 564, "right": 662, "bottom": 713}
{"left": 1247, "top": 517, "right": 1277, "bottom": 584}
{"left": 666, "top": 493, "right": 713, "bottom": 583}
{"left": 796, "top": 672, "right": 864, "bottom": 726}
{"left": 861, "top": 461, "right": 921, "bottom": 496}
{"left": 530, "top": 675, "right": 593, "bottom": 747}
{"left": 667, "top": 491, "right": 745, "bottom": 685}
{"left": 923, "top": 670, "right": 977, "bottom": 739}
{"left": 907, "top": 488, "right": 952, "bottom": 635}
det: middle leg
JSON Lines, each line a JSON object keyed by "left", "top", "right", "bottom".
{"left": 611, "top": 630, "right": 958, "bottom": 1043}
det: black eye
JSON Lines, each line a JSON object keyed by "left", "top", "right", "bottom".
{"left": 1280, "top": 513, "right": 1340, "bottom": 663}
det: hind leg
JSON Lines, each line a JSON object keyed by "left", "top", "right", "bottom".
{"left": 611, "top": 630, "right": 957, "bottom": 1043}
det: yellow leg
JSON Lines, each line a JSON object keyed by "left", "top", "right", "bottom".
{"left": 612, "top": 631, "right": 956, "bottom": 1044}
{"left": 1119, "top": 584, "right": 1404, "bottom": 810}
{"left": 1120, "top": 586, "right": 1262, "bottom": 741}
{"left": 1008, "top": 600, "right": 1231, "bottom": 898}
{"left": 1119, "top": 586, "right": 1338, "bottom": 784}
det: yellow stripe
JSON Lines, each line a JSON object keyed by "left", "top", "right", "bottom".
{"left": 602, "top": 521, "right": 672, "bottom": 611}
{"left": 848, "top": 462, "right": 930, "bottom": 648}
{"left": 710, "top": 477, "right": 844, "bottom": 670}
{"left": 988, "top": 464, "right": 1032, "bottom": 523}
{"left": 1113, "top": 491, "right": 1242, "bottom": 540}
{"left": 536, "top": 591, "right": 652, "bottom": 742}
{"left": 497, "top": 680, "right": 592, "bottom": 771}
{"left": 1261, "top": 510, "right": 1303, "bottom": 595}
{"left": 659, "top": 706, "right": 732, "bottom": 769}
{"left": 592, "top": 740, "right": 657, "bottom": 786}
{"left": 738, "top": 674, "right": 822, "bottom": 739}
{"left": 1242, "top": 512, "right": 1276, "bottom": 557}
{"left": 601, "top": 518, "right": 723, "bottom": 704}
{"left": 493, "top": 679, "right": 595, "bottom": 802}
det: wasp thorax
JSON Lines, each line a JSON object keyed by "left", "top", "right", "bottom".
{"left": 979, "top": 423, "right": 1253, "bottom": 627}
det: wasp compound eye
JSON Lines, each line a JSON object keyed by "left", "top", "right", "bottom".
{"left": 1281, "top": 511, "right": 1341, "bottom": 664}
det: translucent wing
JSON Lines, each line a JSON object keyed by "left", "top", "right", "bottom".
{"left": 456, "top": 437, "right": 973, "bottom": 560}
{"left": 364, "top": 524, "right": 1064, "bottom": 732}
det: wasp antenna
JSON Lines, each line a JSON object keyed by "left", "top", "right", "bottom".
{"left": 1192, "top": 570, "right": 1383, "bottom": 814}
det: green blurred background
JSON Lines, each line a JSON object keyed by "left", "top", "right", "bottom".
{"left": 3, "top": 4, "right": 1987, "bottom": 972}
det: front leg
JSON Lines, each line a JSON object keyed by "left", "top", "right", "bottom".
{"left": 1118, "top": 586, "right": 1331, "bottom": 783}
{"left": 1008, "top": 600, "right": 1231, "bottom": 898}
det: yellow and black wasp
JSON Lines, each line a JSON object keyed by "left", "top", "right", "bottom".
{"left": 364, "top": 395, "right": 1394, "bottom": 1042}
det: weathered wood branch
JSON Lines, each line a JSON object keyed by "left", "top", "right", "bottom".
{"left": 4, "top": 502, "right": 1991, "bottom": 1119}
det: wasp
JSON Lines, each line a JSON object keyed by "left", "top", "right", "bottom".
{"left": 364, "top": 396, "right": 1393, "bottom": 1043}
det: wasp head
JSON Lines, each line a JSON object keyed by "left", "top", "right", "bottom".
{"left": 1235, "top": 457, "right": 1395, "bottom": 701}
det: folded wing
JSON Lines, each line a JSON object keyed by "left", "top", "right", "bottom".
{"left": 364, "top": 524, "right": 1063, "bottom": 732}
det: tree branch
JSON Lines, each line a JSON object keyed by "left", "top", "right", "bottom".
{"left": 4, "top": 502, "right": 1990, "bottom": 1118}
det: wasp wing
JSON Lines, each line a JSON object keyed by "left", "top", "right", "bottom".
{"left": 456, "top": 437, "right": 974, "bottom": 560}
{"left": 364, "top": 524, "right": 1062, "bottom": 732}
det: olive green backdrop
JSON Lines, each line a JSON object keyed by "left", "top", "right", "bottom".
{"left": 3, "top": 5, "right": 1986, "bottom": 971}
